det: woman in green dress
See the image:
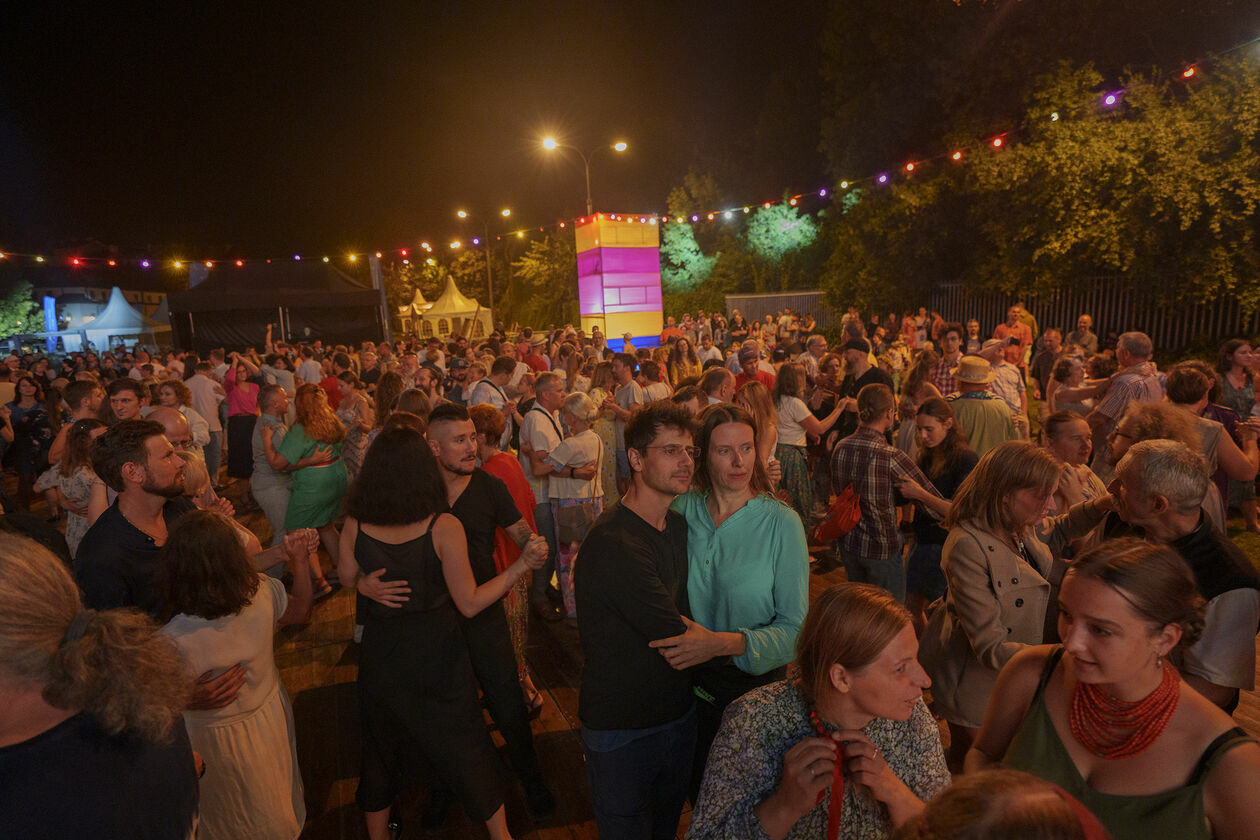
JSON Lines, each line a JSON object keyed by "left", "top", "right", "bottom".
{"left": 261, "top": 383, "right": 347, "bottom": 596}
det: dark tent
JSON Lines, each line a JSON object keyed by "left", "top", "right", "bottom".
{"left": 167, "top": 261, "right": 385, "bottom": 353}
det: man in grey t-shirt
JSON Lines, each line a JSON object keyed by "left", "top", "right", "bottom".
{"left": 602, "top": 352, "right": 645, "bottom": 493}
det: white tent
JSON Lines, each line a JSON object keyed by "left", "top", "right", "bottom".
{"left": 419, "top": 277, "right": 490, "bottom": 340}
{"left": 396, "top": 288, "right": 431, "bottom": 335}
{"left": 39, "top": 286, "right": 171, "bottom": 352}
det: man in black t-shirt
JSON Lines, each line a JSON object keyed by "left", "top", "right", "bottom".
{"left": 575, "top": 402, "right": 699, "bottom": 839}
{"left": 420, "top": 403, "right": 556, "bottom": 822}
{"left": 75, "top": 420, "right": 196, "bottom": 617}
{"left": 835, "top": 338, "right": 894, "bottom": 440}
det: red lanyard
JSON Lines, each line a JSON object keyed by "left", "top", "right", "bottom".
{"left": 809, "top": 711, "right": 844, "bottom": 840}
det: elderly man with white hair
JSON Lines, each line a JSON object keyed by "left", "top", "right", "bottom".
{"left": 1109, "top": 439, "right": 1260, "bottom": 712}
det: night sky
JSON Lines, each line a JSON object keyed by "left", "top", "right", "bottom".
{"left": 1, "top": 2, "right": 828, "bottom": 259}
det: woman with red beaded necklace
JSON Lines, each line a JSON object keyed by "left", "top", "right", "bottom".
{"left": 967, "top": 538, "right": 1260, "bottom": 840}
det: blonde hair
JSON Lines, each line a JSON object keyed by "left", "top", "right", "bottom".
{"left": 944, "top": 441, "right": 1060, "bottom": 534}
{"left": 0, "top": 535, "right": 190, "bottom": 742}
{"left": 563, "top": 392, "right": 599, "bottom": 424}
{"left": 176, "top": 450, "right": 210, "bottom": 497}
{"left": 796, "top": 583, "right": 910, "bottom": 707}
{"left": 735, "top": 380, "right": 778, "bottom": 454}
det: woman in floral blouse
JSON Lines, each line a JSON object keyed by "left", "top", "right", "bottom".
{"left": 688, "top": 583, "right": 949, "bottom": 840}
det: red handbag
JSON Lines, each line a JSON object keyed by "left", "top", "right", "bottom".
{"left": 810, "top": 485, "right": 861, "bottom": 544}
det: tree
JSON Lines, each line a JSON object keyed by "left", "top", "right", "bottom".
{"left": 818, "top": 58, "right": 1260, "bottom": 314}
{"left": 660, "top": 222, "right": 716, "bottom": 294}
{"left": 0, "top": 281, "right": 39, "bottom": 339}
{"left": 745, "top": 203, "right": 819, "bottom": 264}
{"left": 504, "top": 234, "right": 579, "bottom": 328}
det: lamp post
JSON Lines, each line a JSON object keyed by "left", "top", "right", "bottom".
{"left": 542, "top": 137, "right": 628, "bottom": 216}
{"left": 455, "top": 207, "right": 512, "bottom": 321}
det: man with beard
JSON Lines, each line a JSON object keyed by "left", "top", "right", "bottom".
{"left": 75, "top": 420, "right": 195, "bottom": 616}
{"left": 365, "top": 402, "right": 556, "bottom": 824}
{"left": 575, "top": 402, "right": 699, "bottom": 839}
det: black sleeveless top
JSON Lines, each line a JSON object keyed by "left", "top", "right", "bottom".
{"left": 354, "top": 521, "right": 453, "bottom": 621}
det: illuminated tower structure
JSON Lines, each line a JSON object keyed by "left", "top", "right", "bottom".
{"left": 574, "top": 213, "right": 662, "bottom": 347}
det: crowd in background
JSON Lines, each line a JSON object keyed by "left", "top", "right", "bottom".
{"left": 4, "top": 301, "right": 1260, "bottom": 840}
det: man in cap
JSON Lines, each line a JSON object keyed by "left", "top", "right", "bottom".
{"left": 944, "top": 356, "right": 1019, "bottom": 457}
{"left": 734, "top": 343, "right": 776, "bottom": 390}
{"left": 834, "top": 337, "right": 892, "bottom": 440}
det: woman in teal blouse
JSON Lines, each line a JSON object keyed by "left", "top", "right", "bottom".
{"left": 652, "top": 402, "right": 809, "bottom": 801}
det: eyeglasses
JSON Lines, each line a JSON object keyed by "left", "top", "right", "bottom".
{"left": 644, "top": 444, "right": 700, "bottom": 459}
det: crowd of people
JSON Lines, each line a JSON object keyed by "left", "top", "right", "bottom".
{"left": 2, "top": 303, "right": 1260, "bottom": 840}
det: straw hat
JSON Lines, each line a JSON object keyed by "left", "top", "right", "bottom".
{"left": 951, "top": 355, "right": 995, "bottom": 384}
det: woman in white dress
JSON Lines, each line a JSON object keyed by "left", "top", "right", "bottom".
{"left": 157, "top": 511, "right": 318, "bottom": 840}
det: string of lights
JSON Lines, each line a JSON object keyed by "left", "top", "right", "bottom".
{"left": 1, "top": 34, "right": 1254, "bottom": 272}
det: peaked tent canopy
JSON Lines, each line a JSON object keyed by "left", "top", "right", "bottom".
{"left": 397, "top": 287, "right": 430, "bottom": 316}
{"left": 167, "top": 261, "right": 384, "bottom": 353}
{"left": 89, "top": 286, "right": 167, "bottom": 331}
{"left": 418, "top": 276, "right": 491, "bottom": 340}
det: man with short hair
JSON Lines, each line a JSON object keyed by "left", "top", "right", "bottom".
{"left": 1067, "top": 313, "right": 1099, "bottom": 356}
{"left": 48, "top": 379, "right": 105, "bottom": 463}
{"left": 798, "top": 334, "right": 828, "bottom": 380}
{"left": 468, "top": 355, "right": 519, "bottom": 450}
{"left": 928, "top": 322, "right": 965, "bottom": 395}
{"left": 252, "top": 385, "right": 333, "bottom": 549}
{"left": 576, "top": 402, "right": 699, "bottom": 839}
{"left": 696, "top": 334, "right": 722, "bottom": 365}
{"left": 75, "top": 420, "right": 194, "bottom": 615}
{"left": 1111, "top": 440, "right": 1260, "bottom": 711}
{"left": 1087, "top": 330, "right": 1163, "bottom": 480}
{"left": 1029, "top": 327, "right": 1063, "bottom": 433}
{"left": 993, "top": 305, "right": 1034, "bottom": 368}
{"left": 834, "top": 338, "right": 893, "bottom": 440}
{"left": 106, "top": 378, "right": 145, "bottom": 423}
{"left": 519, "top": 372, "right": 568, "bottom": 620}
{"left": 671, "top": 385, "right": 705, "bottom": 415}
{"left": 700, "top": 366, "right": 735, "bottom": 405}
{"left": 186, "top": 361, "right": 226, "bottom": 483}
{"left": 319, "top": 352, "right": 351, "bottom": 410}
{"left": 638, "top": 360, "right": 671, "bottom": 401}
{"left": 964, "top": 319, "right": 983, "bottom": 355}
{"left": 945, "top": 356, "right": 1019, "bottom": 457}
{"left": 408, "top": 404, "right": 555, "bottom": 821}
{"left": 829, "top": 384, "right": 944, "bottom": 599}
{"left": 603, "top": 353, "right": 645, "bottom": 493}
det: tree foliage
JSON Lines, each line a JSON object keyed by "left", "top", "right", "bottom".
{"left": 820, "top": 58, "right": 1260, "bottom": 313}
{"left": 0, "top": 281, "right": 39, "bottom": 339}
{"left": 503, "top": 234, "right": 579, "bottom": 328}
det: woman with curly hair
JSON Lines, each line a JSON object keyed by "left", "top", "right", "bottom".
{"left": 55, "top": 418, "right": 108, "bottom": 557}
{"left": 0, "top": 533, "right": 198, "bottom": 838}
{"left": 262, "top": 383, "right": 347, "bottom": 589}
{"left": 157, "top": 512, "right": 316, "bottom": 840}
{"left": 156, "top": 377, "right": 211, "bottom": 458}
{"left": 668, "top": 337, "right": 703, "bottom": 386}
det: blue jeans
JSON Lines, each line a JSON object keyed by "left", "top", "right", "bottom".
{"left": 582, "top": 711, "right": 696, "bottom": 840}
{"left": 529, "top": 500, "right": 559, "bottom": 604}
{"left": 203, "top": 430, "right": 224, "bottom": 487}
{"left": 841, "top": 551, "right": 907, "bottom": 602}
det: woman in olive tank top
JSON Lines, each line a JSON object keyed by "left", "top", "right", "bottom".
{"left": 967, "top": 539, "right": 1260, "bottom": 840}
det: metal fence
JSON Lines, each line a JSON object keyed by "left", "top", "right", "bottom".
{"left": 929, "top": 282, "right": 1260, "bottom": 356}
{"left": 725, "top": 283, "right": 1260, "bottom": 355}
{"left": 725, "top": 290, "right": 837, "bottom": 329}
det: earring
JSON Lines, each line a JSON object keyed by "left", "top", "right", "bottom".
{"left": 1156, "top": 653, "right": 1163, "bottom": 669}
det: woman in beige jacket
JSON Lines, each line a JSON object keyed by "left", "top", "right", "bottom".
{"left": 919, "top": 441, "right": 1113, "bottom": 768}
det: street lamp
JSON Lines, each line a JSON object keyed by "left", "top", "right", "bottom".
{"left": 455, "top": 207, "right": 513, "bottom": 319}
{"left": 541, "top": 137, "right": 629, "bottom": 216}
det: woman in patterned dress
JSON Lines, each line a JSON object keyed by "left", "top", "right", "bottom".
{"left": 688, "top": 583, "right": 949, "bottom": 839}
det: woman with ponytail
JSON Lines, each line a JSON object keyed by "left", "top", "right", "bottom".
{"left": 0, "top": 533, "right": 199, "bottom": 839}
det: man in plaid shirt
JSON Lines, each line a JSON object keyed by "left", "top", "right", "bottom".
{"left": 927, "top": 322, "right": 965, "bottom": 396}
{"left": 830, "top": 383, "right": 945, "bottom": 601}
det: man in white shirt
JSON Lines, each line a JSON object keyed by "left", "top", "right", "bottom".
{"left": 468, "top": 356, "right": 518, "bottom": 450}
{"left": 186, "top": 361, "right": 227, "bottom": 485}
{"left": 696, "top": 334, "right": 722, "bottom": 365}
{"left": 700, "top": 367, "right": 735, "bottom": 405}
{"left": 519, "top": 372, "right": 567, "bottom": 619}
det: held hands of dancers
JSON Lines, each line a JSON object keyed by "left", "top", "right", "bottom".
{"left": 519, "top": 534, "right": 548, "bottom": 571}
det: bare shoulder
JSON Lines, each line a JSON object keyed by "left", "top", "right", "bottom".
{"left": 999, "top": 645, "right": 1058, "bottom": 695}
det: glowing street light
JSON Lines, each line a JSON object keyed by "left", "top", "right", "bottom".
{"left": 541, "top": 136, "right": 629, "bottom": 215}
{"left": 456, "top": 206, "right": 515, "bottom": 320}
